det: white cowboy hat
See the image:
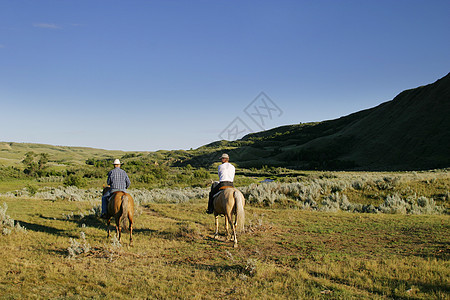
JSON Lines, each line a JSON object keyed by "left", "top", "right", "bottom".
{"left": 113, "top": 159, "right": 121, "bottom": 165}
{"left": 220, "top": 153, "right": 229, "bottom": 159}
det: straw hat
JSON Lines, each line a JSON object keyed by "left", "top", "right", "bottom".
{"left": 113, "top": 159, "right": 121, "bottom": 165}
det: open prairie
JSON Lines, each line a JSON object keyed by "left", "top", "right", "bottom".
{"left": 0, "top": 192, "right": 448, "bottom": 299}
{"left": 0, "top": 143, "right": 449, "bottom": 298}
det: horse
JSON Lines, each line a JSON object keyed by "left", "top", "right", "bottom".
{"left": 212, "top": 186, "right": 245, "bottom": 248}
{"left": 102, "top": 187, "right": 134, "bottom": 245}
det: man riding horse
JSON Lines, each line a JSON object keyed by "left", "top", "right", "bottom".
{"left": 101, "top": 159, "right": 131, "bottom": 219}
{"left": 206, "top": 153, "right": 235, "bottom": 214}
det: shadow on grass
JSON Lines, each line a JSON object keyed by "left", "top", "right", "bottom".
{"left": 15, "top": 220, "right": 77, "bottom": 238}
{"left": 39, "top": 214, "right": 106, "bottom": 230}
{"left": 308, "top": 270, "right": 450, "bottom": 299}
{"left": 191, "top": 263, "right": 245, "bottom": 275}
{"left": 172, "top": 259, "right": 256, "bottom": 278}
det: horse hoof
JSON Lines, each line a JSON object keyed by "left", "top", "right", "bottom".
{"left": 233, "top": 243, "right": 238, "bottom": 248}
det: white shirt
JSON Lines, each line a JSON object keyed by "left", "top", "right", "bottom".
{"left": 218, "top": 162, "right": 235, "bottom": 182}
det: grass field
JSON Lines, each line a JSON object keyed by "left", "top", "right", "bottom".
{"left": 0, "top": 195, "right": 448, "bottom": 299}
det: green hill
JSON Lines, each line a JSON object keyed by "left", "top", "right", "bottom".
{"left": 0, "top": 142, "right": 128, "bottom": 167}
{"left": 2, "top": 73, "right": 449, "bottom": 172}
{"left": 184, "top": 72, "right": 450, "bottom": 171}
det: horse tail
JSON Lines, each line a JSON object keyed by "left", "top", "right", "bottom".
{"left": 120, "top": 194, "right": 129, "bottom": 230}
{"left": 234, "top": 190, "right": 245, "bottom": 233}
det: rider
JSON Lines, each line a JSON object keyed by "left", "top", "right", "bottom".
{"left": 206, "top": 153, "right": 235, "bottom": 214}
{"left": 101, "top": 159, "right": 131, "bottom": 219}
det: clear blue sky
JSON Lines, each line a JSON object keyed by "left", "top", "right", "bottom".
{"left": 1, "top": 0, "right": 449, "bottom": 151}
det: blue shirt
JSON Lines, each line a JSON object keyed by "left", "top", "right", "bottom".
{"left": 107, "top": 167, "right": 131, "bottom": 190}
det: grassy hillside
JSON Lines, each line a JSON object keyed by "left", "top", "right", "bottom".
{"left": 181, "top": 73, "right": 450, "bottom": 171}
{"left": 0, "top": 142, "right": 129, "bottom": 167}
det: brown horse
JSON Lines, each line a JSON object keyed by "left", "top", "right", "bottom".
{"left": 213, "top": 187, "right": 245, "bottom": 248}
{"left": 102, "top": 187, "right": 134, "bottom": 245}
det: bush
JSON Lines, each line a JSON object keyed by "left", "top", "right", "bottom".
{"left": 67, "top": 231, "right": 91, "bottom": 259}
{"left": 320, "top": 192, "right": 353, "bottom": 212}
{"left": 379, "top": 194, "right": 444, "bottom": 215}
{"left": 63, "top": 174, "right": 87, "bottom": 188}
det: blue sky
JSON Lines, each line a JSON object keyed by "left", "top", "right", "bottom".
{"left": 1, "top": 0, "right": 449, "bottom": 151}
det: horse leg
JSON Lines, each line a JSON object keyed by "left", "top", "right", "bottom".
{"left": 232, "top": 222, "right": 238, "bottom": 248}
{"left": 107, "top": 219, "right": 111, "bottom": 238}
{"left": 129, "top": 214, "right": 133, "bottom": 246}
{"left": 232, "top": 223, "right": 238, "bottom": 248}
{"left": 214, "top": 215, "right": 219, "bottom": 239}
{"left": 225, "top": 214, "right": 232, "bottom": 241}
{"left": 227, "top": 213, "right": 238, "bottom": 247}
{"left": 115, "top": 217, "right": 121, "bottom": 242}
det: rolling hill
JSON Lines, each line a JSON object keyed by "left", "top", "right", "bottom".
{"left": 184, "top": 72, "right": 450, "bottom": 171}
{"left": 0, "top": 142, "right": 128, "bottom": 167}
{"left": 1, "top": 73, "right": 449, "bottom": 172}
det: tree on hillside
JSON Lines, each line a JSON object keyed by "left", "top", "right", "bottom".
{"left": 22, "top": 152, "right": 49, "bottom": 177}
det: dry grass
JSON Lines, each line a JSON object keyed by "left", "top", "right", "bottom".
{"left": 0, "top": 195, "right": 448, "bottom": 299}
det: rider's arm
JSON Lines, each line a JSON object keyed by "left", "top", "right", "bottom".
{"left": 125, "top": 174, "right": 131, "bottom": 189}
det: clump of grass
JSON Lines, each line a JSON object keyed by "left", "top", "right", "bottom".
{"left": 320, "top": 192, "right": 354, "bottom": 212}
{"left": 0, "top": 202, "right": 26, "bottom": 235}
{"left": 379, "top": 194, "right": 445, "bottom": 215}
{"left": 224, "top": 250, "right": 258, "bottom": 281}
{"left": 243, "top": 258, "right": 257, "bottom": 277}
{"left": 67, "top": 231, "right": 91, "bottom": 259}
{"left": 104, "top": 236, "right": 122, "bottom": 262}
{"left": 89, "top": 205, "right": 102, "bottom": 217}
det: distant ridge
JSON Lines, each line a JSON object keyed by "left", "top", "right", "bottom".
{"left": 186, "top": 73, "right": 450, "bottom": 171}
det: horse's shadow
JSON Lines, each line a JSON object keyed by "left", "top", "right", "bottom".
{"left": 37, "top": 214, "right": 168, "bottom": 239}
{"left": 133, "top": 228, "right": 157, "bottom": 234}
{"left": 187, "top": 261, "right": 246, "bottom": 276}
{"left": 39, "top": 214, "right": 105, "bottom": 229}
{"left": 14, "top": 220, "right": 78, "bottom": 238}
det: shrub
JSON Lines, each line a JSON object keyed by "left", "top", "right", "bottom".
{"left": 379, "top": 194, "right": 444, "bottom": 215}
{"left": 63, "top": 174, "right": 87, "bottom": 188}
{"left": 410, "top": 196, "right": 444, "bottom": 215}
{"left": 193, "top": 168, "right": 210, "bottom": 179}
{"left": 0, "top": 203, "right": 26, "bottom": 235}
{"left": 320, "top": 192, "right": 353, "bottom": 212}
{"left": 37, "top": 176, "right": 64, "bottom": 183}
{"left": 352, "top": 179, "right": 365, "bottom": 190}
{"left": 379, "top": 194, "right": 408, "bottom": 214}
{"left": 67, "top": 231, "right": 91, "bottom": 259}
